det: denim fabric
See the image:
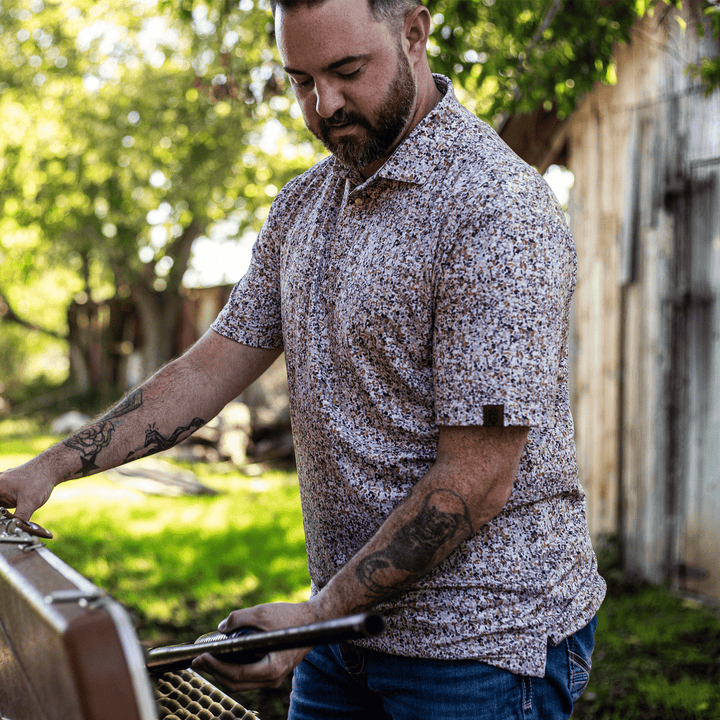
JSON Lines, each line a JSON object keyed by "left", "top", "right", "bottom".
{"left": 288, "top": 616, "right": 597, "bottom": 720}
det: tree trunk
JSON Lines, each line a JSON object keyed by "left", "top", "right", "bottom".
{"left": 130, "top": 285, "right": 185, "bottom": 380}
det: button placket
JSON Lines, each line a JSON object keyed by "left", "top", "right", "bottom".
{"left": 334, "top": 194, "right": 364, "bottom": 259}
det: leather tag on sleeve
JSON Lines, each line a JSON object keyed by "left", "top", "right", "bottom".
{"left": 482, "top": 404, "right": 505, "bottom": 427}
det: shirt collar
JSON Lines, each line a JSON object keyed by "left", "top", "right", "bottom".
{"left": 331, "top": 75, "right": 466, "bottom": 186}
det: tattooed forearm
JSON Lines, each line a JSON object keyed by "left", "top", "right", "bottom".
{"left": 355, "top": 488, "right": 473, "bottom": 600}
{"left": 61, "top": 389, "right": 204, "bottom": 478}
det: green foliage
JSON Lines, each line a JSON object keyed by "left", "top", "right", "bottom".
{"left": 0, "top": 0, "right": 309, "bottom": 291}
{"left": 0, "top": 0, "right": 320, "bottom": 363}
{"left": 688, "top": 1, "right": 720, "bottom": 95}
{"left": 425, "top": 0, "right": 638, "bottom": 122}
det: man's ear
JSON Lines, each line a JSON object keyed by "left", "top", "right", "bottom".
{"left": 402, "top": 6, "right": 432, "bottom": 65}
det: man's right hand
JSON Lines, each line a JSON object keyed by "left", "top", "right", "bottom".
{"left": 0, "top": 460, "right": 56, "bottom": 522}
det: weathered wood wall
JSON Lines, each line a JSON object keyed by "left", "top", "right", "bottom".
{"left": 560, "top": 6, "right": 720, "bottom": 598}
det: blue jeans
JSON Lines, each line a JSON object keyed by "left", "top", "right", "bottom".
{"left": 289, "top": 616, "right": 596, "bottom": 719}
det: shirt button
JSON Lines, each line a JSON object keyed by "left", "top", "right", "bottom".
{"left": 354, "top": 198, "right": 363, "bottom": 206}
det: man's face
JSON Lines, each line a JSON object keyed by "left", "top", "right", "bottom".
{"left": 276, "top": 0, "right": 418, "bottom": 172}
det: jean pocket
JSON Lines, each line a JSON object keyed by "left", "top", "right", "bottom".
{"left": 568, "top": 646, "right": 592, "bottom": 701}
{"left": 567, "top": 617, "right": 596, "bottom": 702}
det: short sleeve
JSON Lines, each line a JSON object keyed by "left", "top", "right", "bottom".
{"left": 211, "top": 202, "right": 284, "bottom": 349}
{"left": 432, "top": 169, "right": 576, "bottom": 428}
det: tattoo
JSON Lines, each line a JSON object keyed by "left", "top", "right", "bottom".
{"left": 64, "top": 420, "right": 116, "bottom": 475}
{"left": 355, "top": 489, "right": 473, "bottom": 599}
{"left": 63, "top": 390, "right": 145, "bottom": 476}
{"left": 104, "top": 389, "right": 143, "bottom": 420}
{"left": 62, "top": 389, "right": 204, "bottom": 477}
{"left": 124, "top": 418, "right": 205, "bottom": 462}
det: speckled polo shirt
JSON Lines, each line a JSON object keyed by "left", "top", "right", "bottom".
{"left": 212, "top": 75, "right": 606, "bottom": 677}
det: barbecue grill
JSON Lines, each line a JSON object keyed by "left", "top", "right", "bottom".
{"left": 0, "top": 508, "right": 259, "bottom": 719}
{"left": 0, "top": 509, "right": 383, "bottom": 720}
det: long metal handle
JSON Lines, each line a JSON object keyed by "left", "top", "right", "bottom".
{"left": 146, "top": 611, "right": 384, "bottom": 674}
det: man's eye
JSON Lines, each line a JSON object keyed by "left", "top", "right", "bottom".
{"left": 292, "top": 76, "right": 313, "bottom": 88}
{"left": 338, "top": 67, "right": 361, "bottom": 79}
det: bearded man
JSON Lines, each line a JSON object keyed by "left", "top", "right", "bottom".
{"left": 0, "top": 0, "right": 605, "bottom": 717}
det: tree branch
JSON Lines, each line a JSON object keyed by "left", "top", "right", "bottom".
{"left": 166, "top": 219, "right": 204, "bottom": 292}
{"left": 0, "top": 287, "right": 67, "bottom": 341}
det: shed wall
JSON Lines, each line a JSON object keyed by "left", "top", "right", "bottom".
{"left": 563, "top": 8, "right": 720, "bottom": 597}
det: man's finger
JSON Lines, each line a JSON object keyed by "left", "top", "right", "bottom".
{"left": 193, "top": 651, "right": 286, "bottom": 691}
{"left": 12, "top": 507, "right": 33, "bottom": 523}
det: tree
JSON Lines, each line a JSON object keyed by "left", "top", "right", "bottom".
{"left": 0, "top": 0, "right": 316, "bottom": 391}
{"left": 2, "top": 0, "right": 716, "bottom": 398}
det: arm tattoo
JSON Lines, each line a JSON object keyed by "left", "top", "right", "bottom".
{"left": 355, "top": 489, "right": 473, "bottom": 600}
{"left": 124, "top": 418, "right": 204, "bottom": 462}
{"left": 63, "top": 420, "right": 116, "bottom": 476}
{"left": 104, "top": 389, "right": 143, "bottom": 421}
{"left": 63, "top": 389, "right": 144, "bottom": 476}
{"left": 62, "top": 388, "right": 205, "bottom": 477}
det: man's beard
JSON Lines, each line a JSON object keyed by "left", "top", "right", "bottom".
{"left": 307, "top": 49, "right": 417, "bottom": 170}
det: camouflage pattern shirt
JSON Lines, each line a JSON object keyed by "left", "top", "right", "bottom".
{"left": 212, "top": 76, "right": 606, "bottom": 677}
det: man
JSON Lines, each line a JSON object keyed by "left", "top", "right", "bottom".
{"left": 0, "top": 0, "right": 606, "bottom": 717}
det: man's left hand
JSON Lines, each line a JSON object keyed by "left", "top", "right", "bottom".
{"left": 191, "top": 600, "right": 321, "bottom": 692}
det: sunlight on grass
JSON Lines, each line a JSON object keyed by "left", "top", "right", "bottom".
{"left": 0, "top": 441, "right": 312, "bottom": 643}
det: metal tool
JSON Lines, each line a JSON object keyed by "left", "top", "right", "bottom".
{"left": 0, "top": 507, "right": 53, "bottom": 539}
{"left": 145, "top": 611, "right": 385, "bottom": 674}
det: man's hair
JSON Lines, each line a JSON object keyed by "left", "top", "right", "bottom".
{"left": 270, "top": 0, "right": 422, "bottom": 27}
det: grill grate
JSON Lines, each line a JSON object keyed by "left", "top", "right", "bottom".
{"left": 154, "top": 669, "right": 260, "bottom": 720}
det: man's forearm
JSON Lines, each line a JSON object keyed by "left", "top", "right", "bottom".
{"left": 30, "top": 332, "right": 282, "bottom": 486}
{"left": 39, "top": 360, "right": 215, "bottom": 483}
{"left": 314, "top": 476, "right": 475, "bottom": 619}
{"left": 353, "top": 486, "right": 473, "bottom": 601}
{"left": 313, "top": 425, "right": 528, "bottom": 619}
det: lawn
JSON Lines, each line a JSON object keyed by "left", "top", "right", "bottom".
{"left": 0, "top": 417, "right": 307, "bottom": 716}
{"left": 574, "top": 561, "right": 720, "bottom": 720}
{"left": 2, "top": 418, "right": 720, "bottom": 719}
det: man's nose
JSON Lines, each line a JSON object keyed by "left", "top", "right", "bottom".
{"left": 313, "top": 80, "right": 345, "bottom": 119}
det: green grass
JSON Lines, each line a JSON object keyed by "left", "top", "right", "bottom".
{"left": 3, "top": 420, "right": 720, "bottom": 719}
{"left": 0, "top": 432, "right": 310, "bottom": 642}
{"left": 574, "top": 581, "right": 720, "bottom": 720}
{"left": 574, "top": 536, "right": 720, "bottom": 719}
{"left": 35, "top": 471, "right": 310, "bottom": 640}
{"left": 0, "top": 419, "right": 307, "bottom": 717}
